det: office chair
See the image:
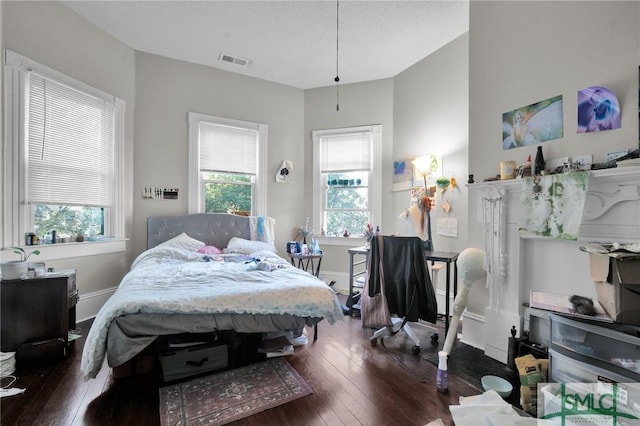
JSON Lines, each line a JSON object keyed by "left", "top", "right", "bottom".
{"left": 362, "top": 235, "right": 439, "bottom": 354}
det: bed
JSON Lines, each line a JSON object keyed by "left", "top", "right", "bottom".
{"left": 80, "top": 213, "right": 343, "bottom": 379}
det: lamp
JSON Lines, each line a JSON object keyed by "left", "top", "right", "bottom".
{"left": 411, "top": 155, "right": 436, "bottom": 251}
{"left": 412, "top": 155, "right": 432, "bottom": 188}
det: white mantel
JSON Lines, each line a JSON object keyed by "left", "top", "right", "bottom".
{"left": 465, "top": 167, "right": 640, "bottom": 363}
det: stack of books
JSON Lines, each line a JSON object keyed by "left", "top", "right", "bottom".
{"left": 258, "top": 335, "right": 294, "bottom": 358}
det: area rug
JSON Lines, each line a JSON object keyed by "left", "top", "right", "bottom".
{"left": 158, "top": 358, "right": 312, "bottom": 425}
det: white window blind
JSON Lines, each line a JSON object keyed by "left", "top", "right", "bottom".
{"left": 199, "top": 122, "right": 257, "bottom": 175}
{"left": 319, "top": 132, "right": 371, "bottom": 173}
{"left": 27, "top": 73, "right": 115, "bottom": 207}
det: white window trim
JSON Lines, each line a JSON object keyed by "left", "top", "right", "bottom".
{"left": 2, "top": 49, "right": 125, "bottom": 254}
{"left": 188, "top": 112, "right": 267, "bottom": 216}
{"left": 312, "top": 124, "right": 382, "bottom": 242}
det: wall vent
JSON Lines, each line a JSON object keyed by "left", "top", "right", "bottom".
{"left": 218, "top": 53, "right": 250, "bottom": 68}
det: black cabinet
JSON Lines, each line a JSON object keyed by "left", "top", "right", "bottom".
{"left": 1, "top": 270, "right": 77, "bottom": 363}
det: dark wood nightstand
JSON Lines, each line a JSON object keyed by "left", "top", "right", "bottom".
{"left": 1, "top": 270, "right": 77, "bottom": 365}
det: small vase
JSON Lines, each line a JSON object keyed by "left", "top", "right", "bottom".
{"left": 534, "top": 146, "right": 545, "bottom": 176}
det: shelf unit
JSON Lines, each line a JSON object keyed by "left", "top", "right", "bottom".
{"left": 549, "top": 313, "right": 640, "bottom": 384}
{"left": 347, "top": 246, "right": 369, "bottom": 316}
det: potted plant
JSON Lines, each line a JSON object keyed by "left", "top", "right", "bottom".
{"left": 1, "top": 247, "right": 40, "bottom": 280}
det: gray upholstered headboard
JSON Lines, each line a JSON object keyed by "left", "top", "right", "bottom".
{"left": 147, "top": 213, "right": 251, "bottom": 249}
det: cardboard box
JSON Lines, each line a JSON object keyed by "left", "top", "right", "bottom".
{"left": 587, "top": 247, "right": 640, "bottom": 325}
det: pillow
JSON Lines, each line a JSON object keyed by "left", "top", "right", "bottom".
{"left": 197, "top": 245, "right": 222, "bottom": 255}
{"left": 224, "top": 237, "right": 277, "bottom": 255}
{"left": 156, "top": 232, "right": 205, "bottom": 251}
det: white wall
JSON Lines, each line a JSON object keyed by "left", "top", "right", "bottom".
{"left": 469, "top": 1, "right": 639, "bottom": 248}
{"left": 392, "top": 33, "right": 470, "bottom": 313}
{"left": 303, "top": 79, "right": 394, "bottom": 291}
{"left": 466, "top": 1, "right": 640, "bottom": 351}
{"left": 393, "top": 33, "right": 470, "bottom": 254}
{"left": 2, "top": 1, "right": 135, "bottom": 320}
{"left": 132, "top": 51, "right": 305, "bottom": 258}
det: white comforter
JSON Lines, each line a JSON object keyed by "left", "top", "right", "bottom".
{"left": 80, "top": 246, "right": 343, "bottom": 379}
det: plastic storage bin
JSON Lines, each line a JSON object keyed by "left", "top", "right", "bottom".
{"left": 549, "top": 314, "right": 640, "bottom": 383}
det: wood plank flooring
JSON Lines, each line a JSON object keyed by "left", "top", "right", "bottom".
{"left": 1, "top": 315, "right": 483, "bottom": 426}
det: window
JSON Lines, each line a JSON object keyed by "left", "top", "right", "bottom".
{"left": 312, "top": 125, "right": 382, "bottom": 240}
{"left": 188, "top": 113, "right": 267, "bottom": 215}
{"left": 3, "top": 49, "right": 125, "bottom": 247}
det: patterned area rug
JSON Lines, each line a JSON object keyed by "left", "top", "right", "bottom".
{"left": 159, "top": 358, "right": 312, "bottom": 425}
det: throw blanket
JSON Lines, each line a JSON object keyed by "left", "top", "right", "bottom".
{"left": 518, "top": 172, "right": 589, "bottom": 240}
{"left": 80, "top": 246, "right": 343, "bottom": 379}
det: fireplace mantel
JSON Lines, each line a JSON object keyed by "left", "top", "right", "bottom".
{"left": 465, "top": 166, "right": 640, "bottom": 363}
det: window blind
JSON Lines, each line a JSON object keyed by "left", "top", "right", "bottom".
{"left": 319, "top": 132, "right": 371, "bottom": 173}
{"left": 199, "top": 122, "right": 258, "bottom": 175}
{"left": 27, "top": 73, "right": 114, "bottom": 207}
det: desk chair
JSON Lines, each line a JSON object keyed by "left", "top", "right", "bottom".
{"left": 362, "top": 235, "right": 439, "bottom": 354}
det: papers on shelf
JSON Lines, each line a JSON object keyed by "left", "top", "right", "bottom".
{"left": 529, "top": 291, "right": 613, "bottom": 322}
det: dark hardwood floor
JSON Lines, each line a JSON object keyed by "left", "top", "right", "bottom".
{"left": 1, "top": 314, "right": 486, "bottom": 426}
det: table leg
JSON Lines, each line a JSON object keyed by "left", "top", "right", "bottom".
{"left": 445, "top": 262, "right": 451, "bottom": 333}
{"left": 347, "top": 253, "right": 355, "bottom": 315}
{"left": 314, "top": 257, "right": 322, "bottom": 277}
{"left": 453, "top": 261, "right": 458, "bottom": 299}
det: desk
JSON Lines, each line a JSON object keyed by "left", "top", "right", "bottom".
{"left": 424, "top": 251, "right": 459, "bottom": 334}
{"left": 287, "top": 252, "right": 323, "bottom": 277}
{"left": 346, "top": 247, "right": 459, "bottom": 332}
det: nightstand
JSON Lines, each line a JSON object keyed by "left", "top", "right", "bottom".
{"left": 1, "top": 270, "right": 77, "bottom": 365}
{"left": 287, "top": 252, "right": 323, "bottom": 277}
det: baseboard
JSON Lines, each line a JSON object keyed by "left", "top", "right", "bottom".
{"left": 459, "top": 310, "right": 485, "bottom": 350}
{"left": 76, "top": 286, "right": 117, "bottom": 323}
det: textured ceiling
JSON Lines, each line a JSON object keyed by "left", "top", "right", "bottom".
{"left": 61, "top": 0, "right": 469, "bottom": 89}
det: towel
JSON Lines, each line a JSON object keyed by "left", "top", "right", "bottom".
{"left": 518, "top": 172, "right": 589, "bottom": 240}
{"left": 249, "top": 215, "right": 275, "bottom": 243}
{"left": 450, "top": 390, "right": 555, "bottom": 425}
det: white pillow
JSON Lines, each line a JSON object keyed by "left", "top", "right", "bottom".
{"left": 225, "top": 237, "right": 277, "bottom": 255}
{"left": 156, "top": 232, "right": 205, "bottom": 251}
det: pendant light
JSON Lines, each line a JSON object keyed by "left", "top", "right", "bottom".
{"left": 334, "top": 0, "right": 340, "bottom": 111}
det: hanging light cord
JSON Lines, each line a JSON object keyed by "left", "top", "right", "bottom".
{"left": 335, "top": 0, "right": 340, "bottom": 111}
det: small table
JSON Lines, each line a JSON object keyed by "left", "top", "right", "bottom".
{"left": 424, "top": 251, "right": 459, "bottom": 334}
{"left": 287, "top": 252, "right": 323, "bottom": 277}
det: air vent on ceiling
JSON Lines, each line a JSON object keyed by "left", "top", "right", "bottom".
{"left": 219, "top": 53, "right": 250, "bottom": 68}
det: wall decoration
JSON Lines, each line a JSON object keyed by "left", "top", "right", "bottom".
{"left": 577, "top": 86, "right": 621, "bottom": 133}
{"left": 502, "top": 95, "right": 564, "bottom": 150}
{"left": 436, "top": 217, "right": 457, "bottom": 237}
{"left": 392, "top": 158, "right": 415, "bottom": 191}
{"left": 518, "top": 172, "right": 589, "bottom": 240}
{"left": 275, "top": 160, "right": 293, "bottom": 183}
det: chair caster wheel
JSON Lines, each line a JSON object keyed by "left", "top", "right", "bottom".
{"left": 370, "top": 337, "right": 378, "bottom": 346}
{"left": 430, "top": 333, "right": 439, "bottom": 344}
{"left": 412, "top": 345, "right": 420, "bottom": 355}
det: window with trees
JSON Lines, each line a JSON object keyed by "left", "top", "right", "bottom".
{"left": 3, "top": 49, "right": 125, "bottom": 247}
{"left": 188, "top": 113, "right": 267, "bottom": 216}
{"left": 312, "top": 125, "right": 382, "bottom": 239}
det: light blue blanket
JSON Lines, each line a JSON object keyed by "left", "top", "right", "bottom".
{"left": 81, "top": 246, "right": 343, "bottom": 379}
